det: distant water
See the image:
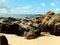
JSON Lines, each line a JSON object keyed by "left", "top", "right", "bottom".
{"left": 0, "top": 14, "right": 42, "bottom": 18}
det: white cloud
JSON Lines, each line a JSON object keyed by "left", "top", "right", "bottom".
{"left": 51, "top": 2, "right": 55, "bottom": 6}
{"left": 0, "top": 8, "right": 8, "bottom": 13}
{"left": 15, "top": 5, "right": 32, "bottom": 10}
{"left": 0, "top": 0, "right": 7, "bottom": 3}
{"left": 11, "top": 5, "right": 32, "bottom": 14}
{"left": 0, "top": 5, "right": 32, "bottom": 14}
{"left": 55, "top": 8, "right": 60, "bottom": 11}
{"left": 41, "top": 3, "right": 45, "bottom": 7}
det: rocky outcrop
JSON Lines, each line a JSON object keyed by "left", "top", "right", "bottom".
{"left": 0, "top": 11, "right": 60, "bottom": 39}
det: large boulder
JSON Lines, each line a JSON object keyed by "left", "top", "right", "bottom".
{"left": 48, "top": 15, "right": 60, "bottom": 35}
{"left": 0, "top": 35, "right": 8, "bottom": 45}
{"left": 24, "top": 27, "right": 41, "bottom": 39}
{"left": 40, "top": 11, "right": 60, "bottom": 36}
{"left": 19, "top": 18, "right": 41, "bottom": 39}
{"left": 40, "top": 11, "right": 55, "bottom": 32}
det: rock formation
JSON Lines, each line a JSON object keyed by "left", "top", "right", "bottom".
{"left": 0, "top": 11, "right": 60, "bottom": 39}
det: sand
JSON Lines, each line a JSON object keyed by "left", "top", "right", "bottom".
{"left": 0, "top": 33, "right": 60, "bottom": 45}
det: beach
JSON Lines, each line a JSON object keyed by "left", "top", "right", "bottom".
{"left": 1, "top": 33, "right": 60, "bottom": 45}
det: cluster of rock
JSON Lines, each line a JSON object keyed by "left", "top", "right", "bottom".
{"left": 0, "top": 11, "right": 60, "bottom": 40}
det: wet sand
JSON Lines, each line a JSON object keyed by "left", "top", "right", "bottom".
{"left": 0, "top": 33, "right": 60, "bottom": 45}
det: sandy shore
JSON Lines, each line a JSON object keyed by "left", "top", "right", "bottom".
{"left": 0, "top": 33, "right": 60, "bottom": 45}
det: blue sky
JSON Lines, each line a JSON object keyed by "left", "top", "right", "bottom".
{"left": 0, "top": 0, "right": 60, "bottom": 14}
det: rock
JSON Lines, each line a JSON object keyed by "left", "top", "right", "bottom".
{"left": 0, "top": 23, "right": 2, "bottom": 33}
{"left": 40, "top": 11, "right": 60, "bottom": 36}
{"left": 32, "top": 17, "right": 40, "bottom": 23}
{"left": 41, "top": 11, "right": 55, "bottom": 25}
{"left": 24, "top": 27, "right": 41, "bottom": 39}
{"left": 0, "top": 11, "right": 60, "bottom": 39}
{"left": 40, "top": 11, "right": 55, "bottom": 32}
{"left": 46, "top": 11, "right": 55, "bottom": 15}
{"left": 3, "top": 17, "right": 17, "bottom": 24}
{"left": 53, "top": 23, "right": 60, "bottom": 35}
{"left": 32, "top": 16, "right": 44, "bottom": 23}
{"left": 48, "top": 15, "right": 60, "bottom": 35}
{"left": 48, "top": 15, "right": 60, "bottom": 26}
{"left": 19, "top": 19, "right": 32, "bottom": 36}
{"left": 19, "top": 18, "right": 41, "bottom": 39}
{"left": 1, "top": 23, "right": 21, "bottom": 36}
{"left": 0, "top": 35, "right": 8, "bottom": 45}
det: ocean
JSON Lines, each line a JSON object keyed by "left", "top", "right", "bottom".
{"left": 0, "top": 14, "right": 42, "bottom": 23}
{"left": 0, "top": 14, "right": 42, "bottom": 18}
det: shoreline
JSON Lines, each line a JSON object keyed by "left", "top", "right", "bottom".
{"left": 1, "top": 33, "right": 60, "bottom": 45}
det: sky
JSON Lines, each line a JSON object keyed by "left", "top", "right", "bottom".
{"left": 0, "top": 0, "right": 60, "bottom": 14}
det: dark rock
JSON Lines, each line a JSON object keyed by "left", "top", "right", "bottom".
{"left": 0, "top": 23, "right": 2, "bottom": 33}
{"left": 24, "top": 27, "right": 41, "bottom": 39}
{"left": 0, "top": 35, "right": 8, "bottom": 45}
{"left": 1, "top": 23, "right": 21, "bottom": 36}
{"left": 3, "top": 17, "right": 17, "bottom": 24}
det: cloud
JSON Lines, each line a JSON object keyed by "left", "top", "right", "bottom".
{"left": 0, "top": 8, "right": 8, "bottom": 13}
{"left": 41, "top": 3, "right": 45, "bottom": 7}
{"left": 51, "top": 2, "right": 55, "bottom": 6}
{"left": 0, "top": 5, "right": 11, "bottom": 14}
{"left": 11, "top": 5, "right": 32, "bottom": 14}
{"left": 16, "top": 5, "right": 32, "bottom": 10}
{"left": 55, "top": 8, "right": 60, "bottom": 11}
{"left": 0, "top": 0, "right": 7, "bottom": 3}
{"left": 0, "top": 5, "right": 32, "bottom": 14}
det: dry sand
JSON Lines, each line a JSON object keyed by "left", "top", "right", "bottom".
{"left": 0, "top": 33, "right": 60, "bottom": 45}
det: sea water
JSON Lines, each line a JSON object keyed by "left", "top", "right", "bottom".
{"left": 0, "top": 14, "right": 42, "bottom": 18}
